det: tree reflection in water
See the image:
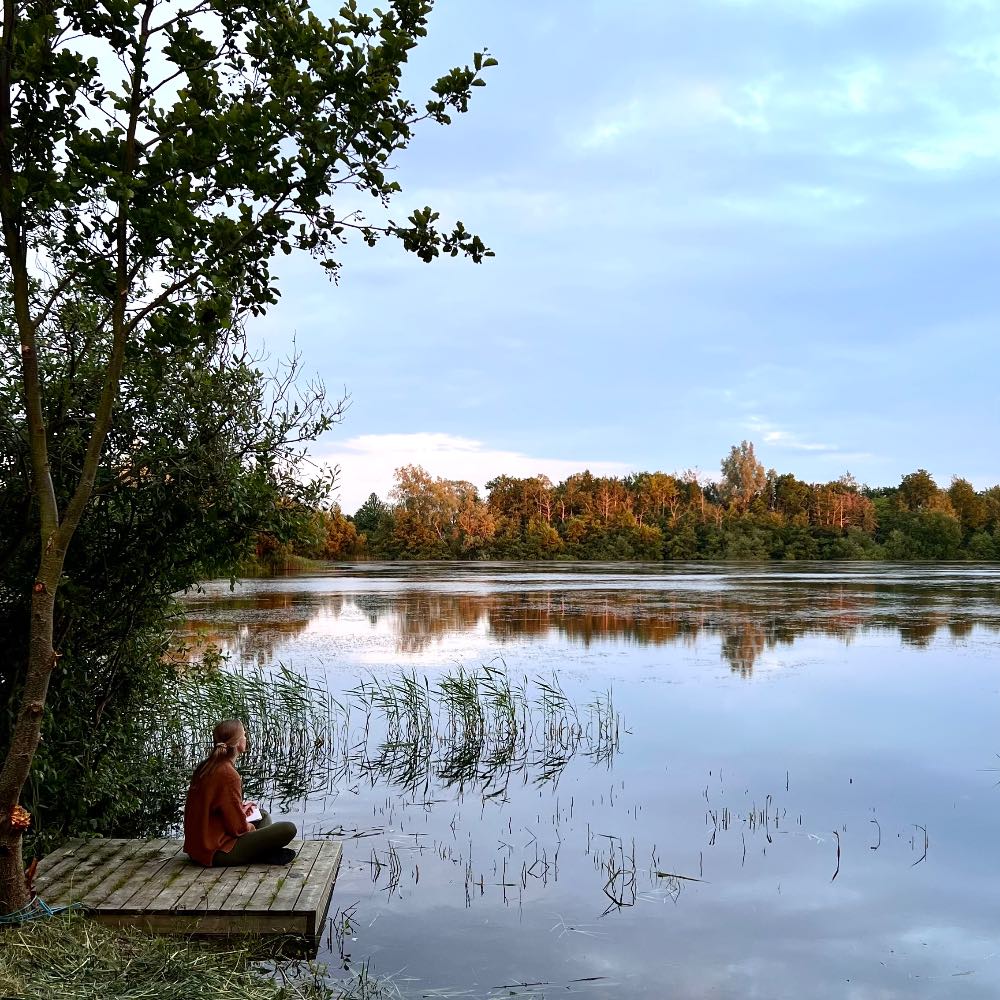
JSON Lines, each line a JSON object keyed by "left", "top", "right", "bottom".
{"left": 175, "top": 582, "right": 1000, "bottom": 676}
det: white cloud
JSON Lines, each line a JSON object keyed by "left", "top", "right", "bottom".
{"left": 898, "top": 111, "right": 1000, "bottom": 170}
{"left": 318, "top": 432, "right": 630, "bottom": 513}
{"left": 742, "top": 417, "right": 877, "bottom": 466}
{"left": 574, "top": 83, "right": 755, "bottom": 152}
{"left": 576, "top": 29, "right": 1000, "bottom": 176}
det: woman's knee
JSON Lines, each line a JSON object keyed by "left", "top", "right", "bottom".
{"left": 272, "top": 821, "right": 297, "bottom": 846}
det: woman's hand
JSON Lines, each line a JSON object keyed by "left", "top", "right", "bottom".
{"left": 243, "top": 801, "right": 257, "bottom": 817}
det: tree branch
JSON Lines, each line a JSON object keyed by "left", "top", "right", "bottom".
{"left": 0, "top": 0, "right": 59, "bottom": 542}
{"left": 60, "top": 0, "right": 157, "bottom": 541}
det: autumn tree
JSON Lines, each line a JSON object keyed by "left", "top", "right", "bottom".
{"left": 0, "top": 0, "right": 493, "bottom": 910}
{"left": 719, "top": 441, "right": 768, "bottom": 513}
{"left": 948, "top": 477, "right": 986, "bottom": 533}
{"left": 315, "top": 506, "right": 364, "bottom": 560}
{"left": 897, "top": 470, "right": 939, "bottom": 511}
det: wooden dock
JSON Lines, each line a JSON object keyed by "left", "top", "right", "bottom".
{"left": 33, "top": 838, "right": 342, "bottom": 942}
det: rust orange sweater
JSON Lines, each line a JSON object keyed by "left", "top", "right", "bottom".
{"left": 182, "top": 760, "right": 252, "bottom": 866}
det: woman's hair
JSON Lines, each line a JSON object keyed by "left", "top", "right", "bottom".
{"left": 190, "top": 719, "right": 244, "bottom": 785}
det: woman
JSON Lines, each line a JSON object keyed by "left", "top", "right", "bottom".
{"left": 183, "top": 719, "right": 298, "bottom": 866}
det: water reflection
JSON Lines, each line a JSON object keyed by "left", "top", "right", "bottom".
{"left": 176, "top": 580, "right": 1000, "bottom": 675}
{"left": 176, "top": 565, "right": 1000, "bottom": 998}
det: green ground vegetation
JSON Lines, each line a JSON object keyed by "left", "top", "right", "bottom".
{"left": 0, "top": 915, "right": 390, "bottom": 1000}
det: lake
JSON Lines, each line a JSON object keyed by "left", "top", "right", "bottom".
{"left": 178, "top": 562, "right": 1000, "bottom": 999}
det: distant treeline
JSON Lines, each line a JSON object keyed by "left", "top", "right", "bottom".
{"left": 255, "top": 442, "right": 1000, "bottom": 564}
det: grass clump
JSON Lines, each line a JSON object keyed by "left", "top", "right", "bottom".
{"left": 0, "top": 915, "right": 352, "bottom": 1000}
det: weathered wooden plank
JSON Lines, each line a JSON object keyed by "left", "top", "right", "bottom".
{"left": 90, "top": 839, "right": 182, "bottom": 909}
{"left": 128, "top": 853, "right": 206, "bottom": 911}
{"left": 41, "top": 838, "right": 130, "bottom": 905}
{"left": 98, "top": 841, "right": 186, "bottom": 910}
{"left": 34, "top": 837, "right": 114, "bottom": 896}
{"left": 295, "top": 843, "right": 342, "bottom": 936}
{"left": 68, "top": 838, "right": 153, "bottom": 906}
{"left": 33, "top": 839, "right": 90, "bottom": 897}
{"left": 245, "top": 861, "right": 298, "bottom": 911}
{"left": 295, "top": 843, "right": 342, "bottom": 910}
{"left": 171, "top": 860, "right": 244, "bottom": 912}
{"left": 266, "top": 841, "right": 322, "bottom": 914}
{"left": 205, "top": 840, "right": 317, "bottom": 916}
{"left": 32, "top": 837, "right": 341, "bottom": 945}
{"left": 205, "top": 864, "right": 274, "bottom": 914}
{"left": 178, "top": 861, "right": 267, "bottom": 914}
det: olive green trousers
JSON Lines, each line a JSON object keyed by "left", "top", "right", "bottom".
{"left": 211, "top": 810, "right": 297, "bottom": 866}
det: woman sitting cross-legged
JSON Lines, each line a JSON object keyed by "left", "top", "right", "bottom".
{"left": 183, "top": 719, "right": 298, "bottom": 866}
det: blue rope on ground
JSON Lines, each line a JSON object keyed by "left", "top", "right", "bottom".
{"left": 0, "top": 895, "right": 86, "bottom": 926}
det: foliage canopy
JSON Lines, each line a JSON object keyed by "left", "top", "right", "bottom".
{"left": 0, "top": 0, "right": 493, "bottom": 910}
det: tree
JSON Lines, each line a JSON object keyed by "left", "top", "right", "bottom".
{"left": 314, "top": 506, "right": 364, "bottom": 560}
{"left": 772, "top": 473, "right": 813, "bottom": 520}
{"left": 353, "top": 493, "right": 389, "bottom": 536}
{"left": 719, "top": 442, "right": 767, "bottom": 513}
{"left": 948, "top": 477, "right": 986, "bottom": 534}
{"left": 0, "top": 0, "right": 493, "bottom": 910}
{"left": 1, "top": 300, "right": 334, "bottom": 855}
{"left": 897, "top": 470, "right": 938, "bottom": 511}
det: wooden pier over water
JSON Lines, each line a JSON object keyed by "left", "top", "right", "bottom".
{"left": 34, "top": 838, "right": 342, "bottom": 942}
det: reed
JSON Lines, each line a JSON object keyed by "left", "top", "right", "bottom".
{"left": 148, "top": 658, "right": 625, "bottom": 810}
{"left": 151, "top": 662, "right": 339, "bottom": 808}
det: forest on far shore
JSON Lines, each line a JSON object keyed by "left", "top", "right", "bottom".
{"left": 256, "top": 442, "right": 1000, "bottom": 564}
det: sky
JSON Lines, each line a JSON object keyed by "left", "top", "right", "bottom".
{"left": 247, "top": 0, "right": 1000, "bottom": 514}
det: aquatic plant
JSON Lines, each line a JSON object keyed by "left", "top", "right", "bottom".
{"left": 346, "top": 661, "right": 624, "bottom": 798}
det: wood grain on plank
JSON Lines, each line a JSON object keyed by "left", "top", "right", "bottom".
{"left": 100, "top": 841, "right": 186, "bottom": 910}
{"left": 89, "top": 839, "right": 182, "bottom": 909}
{"left": 129, "top": 854, "right": 206, "bottom": 911}
{"left": 295, "top": 843, "right": 342, "bottom": 935}
{"left": 68, "top": 839, "right": 153, "bottom": 906}
{"left": 267, "top": 841, "right": 322, "bottom": 913}
{"left": 33, "top": 839, "right": 89, "bottom": 897}
{"left": 44, "top": 839, "right": 130, "bottom": 904}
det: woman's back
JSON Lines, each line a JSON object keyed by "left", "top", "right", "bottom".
{"left": 183, "top": 758, "right": 250, "bottom": 866}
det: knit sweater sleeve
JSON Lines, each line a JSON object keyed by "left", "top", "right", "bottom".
{"left": 219, "top": 768, "right": 253, "bottom": 838}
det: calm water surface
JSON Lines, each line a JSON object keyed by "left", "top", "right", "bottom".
{"left": 179, "top": 563, "right": 1000, "bottom": 999}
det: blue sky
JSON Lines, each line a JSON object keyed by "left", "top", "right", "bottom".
{"left": 249, "top": 0, "right": 1000, "bottom": 514}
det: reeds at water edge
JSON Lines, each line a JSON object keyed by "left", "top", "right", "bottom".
{"left": 152, "top": 658, "right": 625, "bottom": 809}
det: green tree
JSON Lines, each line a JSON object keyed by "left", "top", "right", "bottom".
{"left": 0, "top": 0, "right": 493, "bottom": 910}
{"left": 719, "top": 441, "right": 767, "bottom": 513}
{"left": 1, "top": 303, "right": 334, "bottom": 856}
{"left": 897, "top": 470, "right": 938, "bottom": 511}
{"left": 354, "top": 493, "right": 389, "bottom": 536}
{"left": 883, "top": 511, "right": 962, "bottom": 559}
{"left": 772, "top": 473, "right": 813, "bottom": 519}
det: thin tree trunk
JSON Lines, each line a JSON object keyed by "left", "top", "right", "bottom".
{"left": 0, "top": 0, "right": 154, "bottom": 912}
{"left": 0, "top": 559, "right": 62, "bottom": 910}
